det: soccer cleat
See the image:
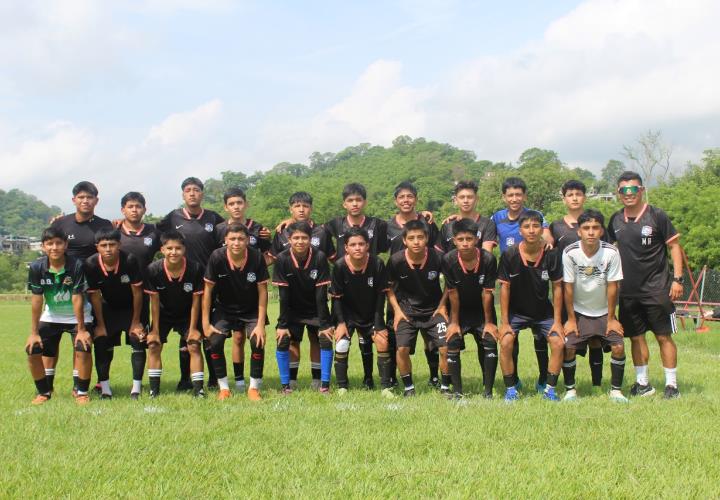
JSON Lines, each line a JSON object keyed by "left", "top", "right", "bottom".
{"left": 542, "top": 387, "right": 560, "bottom": 401}
{"left": 193, "top": 389, "right": 206, "bottom": 399}
{"left": 149, "top": 390, "right": 159, "bottom": 399}
{"left": 31, "top": 394, "right": 50, "bottom": 405}
{"left": 93, "top": 383, "right": 102, "bottom": 394}
{"left": 311, "top": 379, "right": 321, "bottom": 391}
{"left": 440, "top": 387, "right": 452, "bottom": 398}
{"left": 217, "top": 389, "right": 232, "bottom": 401}
{"left": 75, "top": 394, "right": 90, "bottom": 405}
{"left": 100, "top": 393, "right": 113, "bottom": 400}
{"left": 453, "top": 392, "right": 465, "bottom": 401}
{"left": 71, "top": 388, "right": 78, "bottom": 398}
{"left": 389, "top": 377, "right": 399, "bottom": 388}
{"left": 381, "top": 388, "right": 396, "bottom": 399}
{"left": 403, "top": 388, "right": 416, "bottom": 397}
{"left": 176, "top": 379, "right": 193, "bottom": 392}
{"left": 563, "top": 389, "right": 578, "bottom": 402}
{"left": 337, "top": 387, "right": 348, "bottom": 396}
{"left": 130, "top": 392, "right": 140, "bottom": 401}
{"left": 427, "top": 377, "right": 440, "bottom": 388}
{"left": 362, "top": 378, "right": 375, "bottom": 390}
{"left": 247, "top": 388, "right": 262, "bottom": 401}
{"left": 504, "top": 387, "right": 519, "bottom": 402}
{"left": 319, "top": 387, "right": 330, "bottom": 395}
{"left": 482, "top": 391, "right": 493, "bottom": 400}
{"left": 609, "top": 390, "right": 629, "bottom": 403}
{"left": 629, "top": 383, "right": 656, "bottom": 397}
{"left": 663, "top": 385, "right": 680, "bottom": 399}
{"left": 535, "top": 382, "right": 546, "bottom": 394}
{"left": 281, "top": 385, "right": 293, "bottom": 395}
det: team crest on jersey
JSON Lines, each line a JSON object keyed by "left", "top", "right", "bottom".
{"left": 67, "top": 234, "right": 75, "bottom": 240}
{"left": 541, "top": 270, "right": 549, "bottom": 280}
{"left": 506, "top": 236, "right": 515, "bottom": 247}
{"left": 204, "top": 223, "right": 214, "bottom": 232}
{"left": 583, "top": 266, "right": 594, "bottom": 276}
{"left": 367, "top": 229, "right": 374, "bottom": 239}
{"left": 311, "top": 236, "right": 320, "bottom": 247}
{"left": 367, "top": 277, "right": 374, "bottom": 287}
{"left": 143, "top": 237, "right": 153, "bottom": 246}
{"left": 247, "top": 272, "right": 257, "bottom": 283}
{"left": 428, "top": 271, "right": 438, "bottom": 280}
{"left": 120, "top": 274, "right": 130, "bottom": 284}
{"left": 478, "top": 274, "right": 485, "bottom": 284}
{"left": 62, "top": 276, "right": 73, "bottom": 286}
{"left": 249, "top": 236, "right": 257, "bottom": 245}
{"left": 183, "top": 283, "right": 193, "bottom": 292}
{"left": 641, "top": 225, "right": 653, "bottom": 237}
{"left": 310, "top": 269, "right": 318, "bottom": 280}
{"left": 477, "top": 230, "right": 483, "bottom": 238}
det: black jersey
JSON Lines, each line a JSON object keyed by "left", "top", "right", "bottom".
{"left": 144, "top": 257, "right": 204, "bottom": 322}
{"left": 386, "top": 214, "right": 440, "bottom": 256}
{"left": 324, "top": 215, "right": 389, "bottom": 258}
{"left": 549, "top": 217, "right": 608, "bottom": 253}
{"left": 441, "top": 248, "right": 497, "bottom": 326}
{"left": 28, "top": 255, "right": 90, "bottom": 324}
{"left": 437, "top": 214, "right": 497, "bottom": 253}
{"left": 272, "top": 248, "right": 331, "bottom": 324}
{"left": 271, "top": 221, "right": 336, "bottom": 260}
{"left": 497, "top": 244, "right": 562, "bottom": 320}
{"left": 156, "top": 208, "right": 224, "bottom": 268}
{"left": 387, "top": 248, "right": 444, "bottom": 318}
{"left": 204, "top": 247, "right": 269, "bottom": 319}
{"left": 50, "top": 214, "right": 114, "bottom": 261}
{"left": 119, "top": 223, "right": 160, "bottom": 270}
{"left": 85, "top": 250, "right": 143, "bottom": 310}
{"left": 607, "top": 204, "right": 678, "bottom": 298}
{"left": 214, "top": 218, "right": 272, "bottom": 254}
{"left": 330, "top": 255, "right": 389, "bottom": 330}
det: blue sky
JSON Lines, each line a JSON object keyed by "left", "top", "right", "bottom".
{"left": 1, "top": 0, "right": 718, "bottom": 217}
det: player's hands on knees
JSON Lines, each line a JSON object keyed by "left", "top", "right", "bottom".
{"left": 607, "top": 318, "right": 624, "bottom": 337}
{"left": 446, "top": 322, "right": 461, "bottom": 341}
{"left": 204, "top": 323, "right": 222, "bottom": 337}
{"left": 499, "top": 323, "right": 514, "bottom": 339}
{"left": 276, "top": 328, "right": 290, "bottom": 341}
{"left": 373, "top": 329, "right": 389, "bottom": 342}
{"left": 319, "top": 327, "right": 334, "bottom": 341}
{"left": 564, "top": 320, "right": 578, "bottom": 337}
{"left": 250, "top": 326, "right": 266, "bottom": 348}
{"left": 25, "top": 333, "right": 43, "bottom": 354}
{"left": 433, "top": 305, "right": 448, "bottom": 322}
{"left": 187, "top": 328, "right": 202, "bottom": 343}
{"left": 393, "top": 310, "right": 409, "bottom": 332}
{"left": 76, "top": 329, "right": 92, "bottom": 350}
{"left": 130, "top": 322, "right": 145, "bottom": 339}
{"left": 147, "top": 331, "right": 160, "bottom": 346}
{"left": 550, "top": 321, "right": 564, "bottom": 340}
{"left": 334, "top": 323, "right": 349, "bottom": 341}
{"left": 483, "top": 322, "right": 499, "bottom": 341}
{"left": 94, "top": 323, "right": 107, "bottom": 338}
{"left": 669, "top": 282, "right": 683, "bottom": 301}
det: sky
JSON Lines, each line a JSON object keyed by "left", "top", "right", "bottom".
{"left": 1, "top": 0, "right": 718, "bottom": 218}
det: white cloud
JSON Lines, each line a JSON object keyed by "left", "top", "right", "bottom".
{"left": 145, "top": 99, "right": 223, "bottom": 147}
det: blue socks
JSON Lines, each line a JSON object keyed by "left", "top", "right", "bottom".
{"left": 276, "top": 350, "right": 290, "bottom": 385}
{"left": 320, "top": 348, "right": 333, "bottom": 383}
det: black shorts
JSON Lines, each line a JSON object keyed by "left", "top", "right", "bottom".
{"left": 395, "top": 314, "right": 448, "bottom": 349}
{"left": 157, "top": 319, "right": 200, "bottom": 343}
{"left": 211, "top": 309, "right": 260, "bottom": 337}
{"left": 344, "top": 324, "right": 374, "bottom": 344}
{"left": 619, "top": 294, "right": 676, "bottom": 337}
{"left": 565, "top": 314, "right": 624, "bottom": 351}
{"left": 288, "top": 323, "right": 319, "bottom": 343}
{"left": 37, "top": 321, "right": 94, "bottom": 357}
{"left": 102, "top": 305, "right": 150, "bottom": 346}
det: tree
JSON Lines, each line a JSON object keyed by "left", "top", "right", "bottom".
{"left": 598, "top": 159, "right": 626, "bottom": 192}
{"left": 622, "top": 130, "right": 673, "bottom": 196}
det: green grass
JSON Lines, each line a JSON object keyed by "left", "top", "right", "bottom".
{"left": 1, "top": 300, "right": 719, "bottom": 498}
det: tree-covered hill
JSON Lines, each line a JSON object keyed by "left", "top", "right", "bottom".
{"left": 0, "top": 189, "right": 61, "bottom": 237}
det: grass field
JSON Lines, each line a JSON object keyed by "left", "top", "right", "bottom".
{"left": 2, "top": 300, "right": 719, "bottom": 498}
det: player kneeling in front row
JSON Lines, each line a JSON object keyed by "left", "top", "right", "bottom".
{"left": 562, "top": 210, "right": 628, "bottom": 402}
{"left": 330, "top": 227, "right": 393, "bottom": 397}
{"left": 443, "top": 219, "right": 499, "bottom": 399}
{"left": 144, "top": 231, "right": 206, "bottom": 398}
{"left": 498, "top": 211, "right": 565, "bottom": 401}
{"left": 273, "top": 222, "right": 334, "bottom": 394}
{"left": 387, "top": 220, "right": 448, "bottom": 397}
{"left": 203, "top": 223, "right": 269, "bottom": 401}
{"left": 25, "top": 227, "right": 94, "bottom": 405}
{"left": 86, "top": 229, "right": 147, "bottom": 399}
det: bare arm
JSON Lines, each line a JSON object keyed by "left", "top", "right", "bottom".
{"left": 668, "top": 240, "right": 684, "bottom": 301}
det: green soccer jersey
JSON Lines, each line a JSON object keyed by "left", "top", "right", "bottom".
{"left": 28, "top": 255, "right": 91, "bottom": 324}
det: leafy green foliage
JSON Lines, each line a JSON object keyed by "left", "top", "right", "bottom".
{"left": 0, "top": 251, "right": 39, "bottom": 292}
{"left": 0, "top": 189, "right": 61, "bottom": 237}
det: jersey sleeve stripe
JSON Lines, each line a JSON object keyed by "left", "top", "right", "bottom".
{"left": 272, "top": 281, "right": 289, "bottom": 286}
{"left": 132, "top": 281, "right": 143, "bottom": 286}
{"left": 144, "top": 289, "right": 158, "bottom": 295}
{"left": 497, "top": 279, "right": 510, "bottom": 284}
{"left": 666, "top": 233, "right": 680, "bottom": 244}
{"left": 316, "top": 280, "right": 331, "bottom": 287}
{"left": 203, "top": 278, "right": 216, "bottom": 284}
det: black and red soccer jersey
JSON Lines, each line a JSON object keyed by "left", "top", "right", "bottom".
{"left": 437, "top": 215, "right": 497, "bottom": 253}
{"left": 498, "top": 244, "right": 562, "bottom": 320}
{"left": 271, "top": 220, "right": 335, "bottom": 260}
{"left": 324, "top": 215, "right": 389, "bottom": 258}
{"left": 156, "top": 208, "right": 224, "bottom": 268}
{"left": 330, "top": 254, "right": 389, "bottom": 330}
{"left": 272, "top": 248, "right": 331, "bottom": 324}
{"left": 441, "top": 248, "right": 497, "bottom": 326}
{"left": 144, "top": 257, "right": 204, "bottom": 322}
{"left": 85, "top": 250, "right": 143, "bottom": 310}
{"left": 50, "top": 214, "right": 113, "bottom": 261}
{"left": 386, "top": 214, "right": 440, "bottom": 256}
{"left": 549, "top": 217, "right": 608, "bottom": 253}
{"left": 214, "top": 219, "right": 272, "bottom": 254}
{"left": 204, "top": 246, "right": 269, "bottom": 319}
{"left": 119, "top": 223, "right": 160, "bottom": 271}
{"left": 607, "top": 204, "right": 679, "bottom": 298}
{"left": 386, "top": 248, "right": 444, "bottom": 318}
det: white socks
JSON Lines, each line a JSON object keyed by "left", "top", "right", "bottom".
{"left": 100, "top": 380, "right": 112, "bottom": 395}
{"left": 635, "top": 365, "right": 649, "bottom": 385}
{"left": 131, "top": 380, "right": 142, "bottom": 393}
{"left": 218, "top": 377, "right": 230, "bottom": 391}
{"left": 664, "top": 367, "right": 677, "bottom": 388}
{"left": 249, "top": 377, "right": 262, "bottom": 390}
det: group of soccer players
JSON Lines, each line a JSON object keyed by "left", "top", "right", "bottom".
{"left": 24, "top": 170, "right": 685, "bottom": 405}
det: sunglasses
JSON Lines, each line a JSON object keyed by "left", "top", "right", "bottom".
{"left": 617, "top": 185, "right": 642, "bottom": 195}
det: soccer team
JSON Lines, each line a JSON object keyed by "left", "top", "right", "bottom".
{"left": 24, "top": 171, "right": 685, "bottom": 405}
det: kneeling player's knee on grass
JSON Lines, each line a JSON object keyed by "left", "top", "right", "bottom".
{"left": 277, "top": 335, "right": 291, "bottom": 351}
{"left": 207, "top": 332, "right": 226, "bottom": 354}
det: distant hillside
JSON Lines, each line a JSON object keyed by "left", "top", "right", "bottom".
{"left": 0, "top": 189, "right": 61, "bottom": 237}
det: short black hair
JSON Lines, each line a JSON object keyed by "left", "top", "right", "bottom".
{"left": 342, "top": 183, "right": 367, "bottom": 201}
{"left": 224, "top": 222, "right": 249, "bottom": 238}
{"left": 344, "top": 226, "right": 369, "bottom": 244}
{"left": 160, "top": 230, "right": 185, "bottom": 246}
{"left": 561, "top": 180, "right": 586, "bottom": 195}
{"left": 181, "top": 177, "right": 204, "bottom": 191}
{"left": 121, "top": 191, "right": 146, "bottom": 208}
{"left": 501, "top": 177, "right": 526, "bottom": 194}
{"left": 41, "top": 227, "right": 67, "bottom": 243}
{"left": 577, "top": 209, "right": 605, "bottom": 228}
{"left": 72, "top": 181, "right": 98, "bottom": 197}
{"left": 402, "top": 219, "right": 428, "bottom": 238}
{"left": 452, "top": 218, "right": 479, "bottom": 237}
{"left": 394, "top": 181, "right": 417, "bottom": 199}
{"left": 94, "top": 228, "right": 121, "bottom": 244}
{"left": 517, "top": 210, "right": 543, "bottom": 227}
{"left": 287, "top": 221, "right": 312, "bottom": 237}
{"left": 223, "top": 188, "right": 247, "bottom": 203}
{"left": 617, "top": 171, "right": 643, "bottom": 186}
{"left": 289, "top": 191, "right": 313, "bottom": 206}
{"left": 453, "top": 180, "right": 478, "bottom": 195}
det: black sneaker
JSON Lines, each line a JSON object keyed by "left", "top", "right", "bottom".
{"left": 663, "top": 385, "right": 680, "bottom": 399}
{"left": 93, "top": 383, "right": 102, "bottom": 394}
{"left": 176, "top": 379, "right": 193, "bottom": 392}
{"left": 440, "top": 387, "right": 452, "bottom": 398}
{"left": 453, "top": 392, "right": 465, "bottom": 401}
{"left": 149, "top": 390, "right": 159, "bottom": 399}
{"left": 427, "top": 377, "right": 440, "bottom": 389}
{"left": 194, "top": 389, "right": 206, "bottom": 399}
{"left": 403, "top": 388, "right": 416, "bottom": 397}
{"left": 390, "top": 378, "right": 399, "bottom": 388}
{"left": 362, "top": 378, "right": 375, "bottom": 390}
{"left": 629, "top": 383, "right": 656, "bottom": 397}
{"left": 482, "top": 391, "right": 493, "bottom": 400}
{"left": 130, "top": 392, "right": 140, "bottom": 401}
{"left": 100, "top": 393, "right": 113, "bottom": 400}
